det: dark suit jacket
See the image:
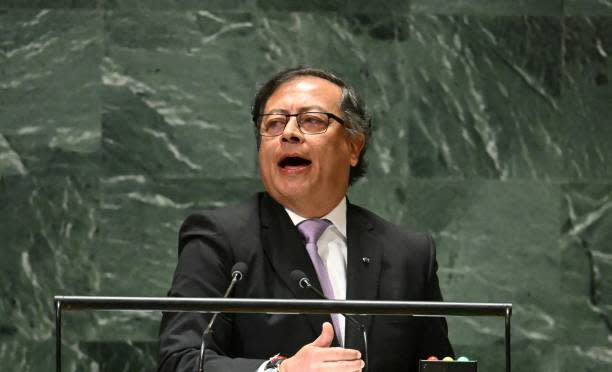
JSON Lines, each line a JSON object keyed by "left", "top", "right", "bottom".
{"left": 157, "top": 192, "right": 453, "bottom": 372}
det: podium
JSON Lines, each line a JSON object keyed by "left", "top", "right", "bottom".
{"left": 54, "top": 296, "right": 512, "bottom": 372}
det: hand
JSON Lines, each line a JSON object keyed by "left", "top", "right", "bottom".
{"left": 279, "top": 322, "right": 364, "bottom": 372}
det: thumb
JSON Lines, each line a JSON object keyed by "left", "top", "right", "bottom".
{"left": 311, "top": 322, "right": 334, "bottom": 348}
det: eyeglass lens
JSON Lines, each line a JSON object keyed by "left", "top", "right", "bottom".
{"left": 260, "top": 112, "right": 330, "bottom": 136}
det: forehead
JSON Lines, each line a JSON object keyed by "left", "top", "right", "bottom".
{"left": 264, "top": 76, "right": 343, "bottom": 112}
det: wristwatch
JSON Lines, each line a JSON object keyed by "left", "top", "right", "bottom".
{"left": 264, "top": 354, "right": 286, "bottom": 372}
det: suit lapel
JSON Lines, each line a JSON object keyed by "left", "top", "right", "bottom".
{"left": 259, "top": 193, "right": 339, "bottom": 345}
{"left": 344, "top": 203, "right": 383, "bottom": 352}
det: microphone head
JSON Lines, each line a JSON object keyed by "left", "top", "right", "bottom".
{"left": 231, "top": 262, "right": 248, "bottom": 281}
{"left": 290, "top": 269, "right": 310, "bottom": 289}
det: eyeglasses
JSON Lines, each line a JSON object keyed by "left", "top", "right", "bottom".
{"left": 257, "top": 111, "right": 345, "bottom": 137}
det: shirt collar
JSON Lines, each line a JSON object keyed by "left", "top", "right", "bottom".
{"left": 285, "top": 197, "right": 347, "bottom": 238}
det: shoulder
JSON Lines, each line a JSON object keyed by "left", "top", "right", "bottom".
{"left": 349, "top": 203, "right": 433, "bottom": 248}
{"left": 349, "top": 203, "right": 439, "bottom": 285}
{"left": 178, "top": 193, "right": 264, "bottom": 254}
{"left": 348, "top": 202, "right": 436, "bottom": 270}
{"left": 181, "top": 192, "right": 265, "bottom": 227}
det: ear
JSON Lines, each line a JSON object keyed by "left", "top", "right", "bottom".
{"left": 348, "top": 132, "right": 365, "bottom": 167}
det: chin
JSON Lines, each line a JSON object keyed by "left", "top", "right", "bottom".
{"left": 266, "top": 178, "right": 310, "bottom": 199}
{"left": 276, "top": 183, "right": 311, "bottom": 201}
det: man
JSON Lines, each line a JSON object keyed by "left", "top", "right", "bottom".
{"left": 157, "top": 67, "right": 453, "bottom": 372}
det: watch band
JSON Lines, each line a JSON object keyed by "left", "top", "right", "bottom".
{"left": 264, "top": 354, "right": 286, "bottom": 372}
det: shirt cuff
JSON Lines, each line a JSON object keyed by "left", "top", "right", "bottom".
{"left": 256, "top": 360, "right": 268, "bottom": 372}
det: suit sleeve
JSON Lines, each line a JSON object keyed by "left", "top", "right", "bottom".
{"left": 416, "top": 235, "right": 455, "bottom": 360}
{"left": 156, "top": 213, "right": 266, "bottom": 372}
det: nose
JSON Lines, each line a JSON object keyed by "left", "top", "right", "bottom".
{"left": 281, "top": 116, "right": 304, "bottom": 144}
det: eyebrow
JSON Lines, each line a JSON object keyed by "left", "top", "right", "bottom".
{"left": 263, "top": 105, "right": 330, "bottom": 115}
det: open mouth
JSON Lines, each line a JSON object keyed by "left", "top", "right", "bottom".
{"left": 278, "top": 156, "right": 312, "bottom": 168}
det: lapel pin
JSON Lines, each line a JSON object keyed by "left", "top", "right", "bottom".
{"left": 362, "top": 257, "right": 370, "bottom": 264}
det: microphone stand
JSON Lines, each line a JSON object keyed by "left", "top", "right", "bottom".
{"left": 197, "top": 270, "right": 243, "bottom": 372}
{"left": 297, "top": 276, "right": 369, "bottom": 372}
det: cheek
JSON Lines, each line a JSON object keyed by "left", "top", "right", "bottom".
{"left": 258, "top": 148, "right": 272, "bottom": 178}
{"left": 258, "top": 146, "right": 282, "bottom": 187}
{"left": 320, "top": 142, "right": 353, "bottom": 173}
{"left": 258, "top": 143, "right": 273, "bottom": 165}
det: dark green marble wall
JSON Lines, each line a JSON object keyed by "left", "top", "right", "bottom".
{"left": 1, "top": 1, "right": 611, "bottom": 371}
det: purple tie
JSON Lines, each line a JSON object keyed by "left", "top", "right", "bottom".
{"left": 297, "top": 219, "right": 343, "bottom": 343}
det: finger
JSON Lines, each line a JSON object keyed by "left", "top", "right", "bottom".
{"left": 318, "top": 347, "right": 361, "bottom": 362}
{"left": 311, "top": 322, "right": 334, "bottom": 348}
{"left": 320, "top": 359, "right": 365, "bottom": 370}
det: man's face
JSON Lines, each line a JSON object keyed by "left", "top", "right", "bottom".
{"left": 258, "top": 76, "right": 364, "bottom": 217}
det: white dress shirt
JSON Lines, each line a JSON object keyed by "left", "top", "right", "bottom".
{"left": 256, "top": 198, "right": 349, "bottom": 371}
{"left": 285, "top": 197, "right": 348, "bottom": 346}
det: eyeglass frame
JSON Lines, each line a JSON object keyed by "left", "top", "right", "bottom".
{"left": 256, "top": 111, "right": 346, "bottom": 137}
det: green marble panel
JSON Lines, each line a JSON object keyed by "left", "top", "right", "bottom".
{"left": 95, "top": 175, "right": 262, "bottom": 298}
{"left": 0, "top": 175, "right": 100, "bottom": 370}
{"left": 411, "top": 0, "right": 562, "bottom": 15}
{"left": 402, "top": 15, "right": 567, "bottom": 180}
{"left": 0, "top": 134, "right": 27, "bottom": 175}
{"left": 61, "top": 311, "right": 159, "bottom": 371}
{"left": 102, "top": 10, "right": 265, "bottom": 179}
{"left": 101, "top": 10, "right": 408, "bottom": 179}
{"left": 0, "top": 0, "right": 98, "bottom": 8}
{"left": 10, "top": 338, "right": 159, "bottom": 372}
{"left": 350, "top": 178, "right": 561, "bottom": 371}
{"left": 560, "top": 183, "right": 612, "bottom": 364}
{"left": 0, "top": 339, "right": 98, "bottom": 372}
{"left": 0, "top": 10, "right": 102, "bottom": 175}
{"left": 560, "top": 17, "right": 612, "bottom": 179}
{"left": 99, "top": 11, "right": 612, "bottom": 182}
{"left": 79, "top": 340, "right": 157, "bottom": 372}
{"left": 565, "top": 0, "right": 612, "bottom": 15}
{"left": 102, "top": 0, "right": 410, "bottom": 13}
{"left": 257, "top": 0, "right": 410, "bottom": 13}
{"left": 103, "top": 0, "right": 256, "bottom": 11}
{"left": 558, "top": 345, "right": 612, "bottom": 372}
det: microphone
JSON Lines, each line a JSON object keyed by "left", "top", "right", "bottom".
{"left": 198, "top": 262, "right": 248, "bottom": 372}
{"left": 290, "top": 270, "right": 369, "bottom": 372}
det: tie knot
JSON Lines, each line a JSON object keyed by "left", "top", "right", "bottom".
{"left": 297, "top": 219, "right": 331, "bottom": 245}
